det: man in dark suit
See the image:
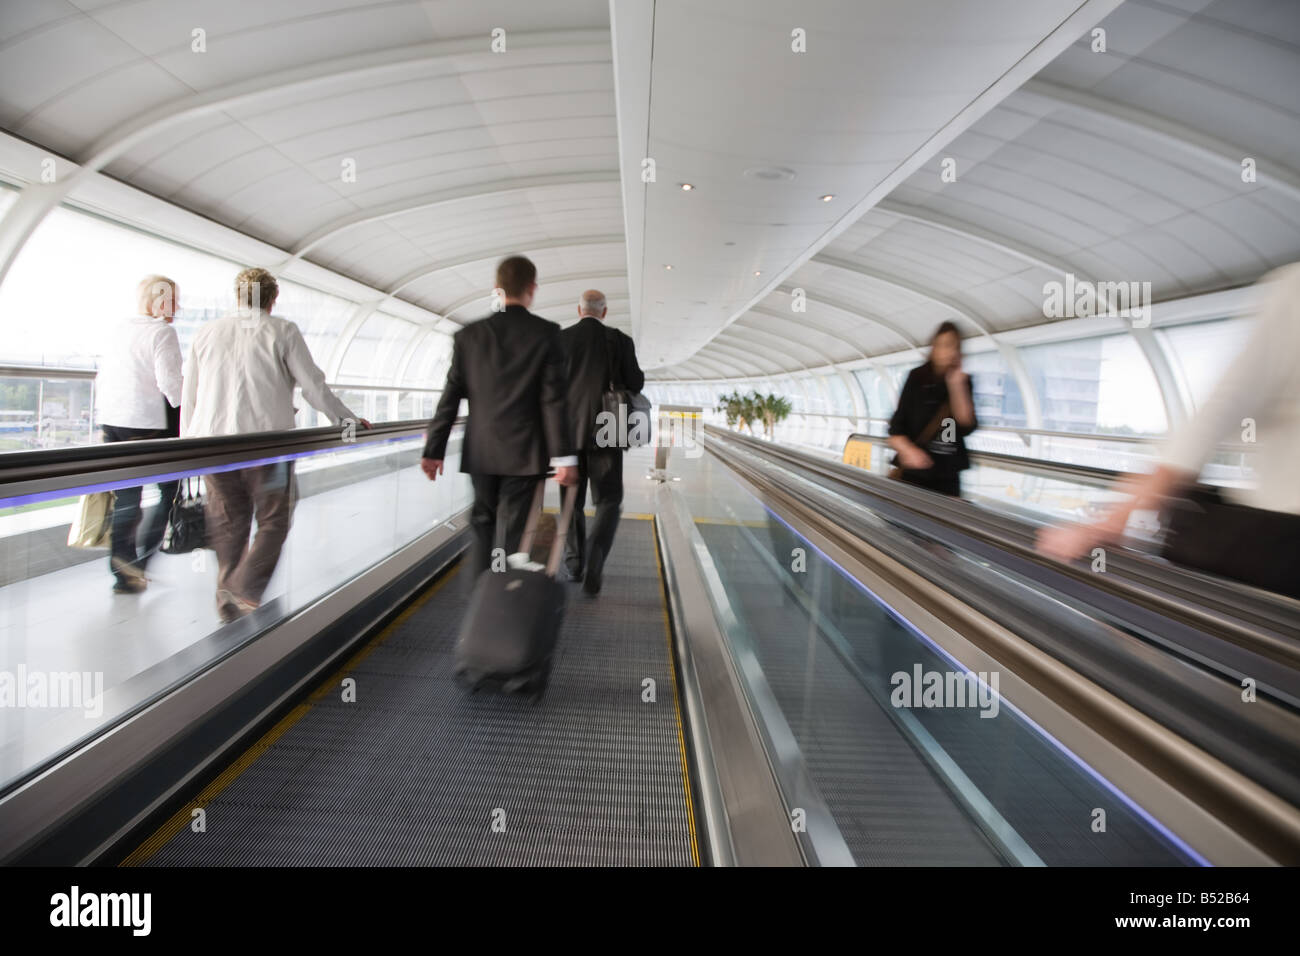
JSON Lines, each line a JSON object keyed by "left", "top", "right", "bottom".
{"left": 559, "top": 289, "right": 644, "bottom": 595}
{"left": 421, "top": 256, "right": 577, "bottom": 574}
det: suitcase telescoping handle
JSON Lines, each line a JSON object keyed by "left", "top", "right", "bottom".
{"left": 546, "top": 480, "right": 579, "bottom": 579}
{"left": 516, "top": 477, "right": 580, "bottom": 579}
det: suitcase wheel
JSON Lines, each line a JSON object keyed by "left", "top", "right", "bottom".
{"left": 502, "top": 675, "right": 530, "bottom": 695}
{"left": 528, "top": 668, "right": 550, "bottom": 705}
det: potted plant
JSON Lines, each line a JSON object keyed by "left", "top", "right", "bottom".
{"left": 759, "top": 392, "right": 792, "bottom": 439}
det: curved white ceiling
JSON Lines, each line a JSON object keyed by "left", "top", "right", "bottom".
{"left": 0, "top": 0, "right": 1296, "bottom": 388}
{"left": 657, "top": 0, "right": 1300, "bottom": 381}
{"left": 0, "top": 1, "right": 625, "bottom": 325}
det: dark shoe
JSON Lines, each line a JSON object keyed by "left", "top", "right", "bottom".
{"left": 582, "top": 556, "right": 603, "bottom": 596}
{"left": 216, "top": 590, "right": 240, "bottom": 622}
{"left": 216, "top": 588, "right": 258, "bottom": 623}
{"left": 111, "top": 556, "right": 147, "bottom": 590}
{"left": 566, "top": 565, "right": 584, "bottom": 582}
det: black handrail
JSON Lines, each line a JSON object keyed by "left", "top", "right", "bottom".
{"left": 0, "top": 418, "right": 459, "bottom": 497}
{"left": 842, "top": 431, "right": 1128, "bottom": 485}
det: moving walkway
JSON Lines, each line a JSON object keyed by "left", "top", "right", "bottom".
{"left": 1, "top": 421, "right": 1296, "bottom": 866}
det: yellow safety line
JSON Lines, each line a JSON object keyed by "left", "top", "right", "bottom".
{"left": 690, "top": 516, "right": 768, "bottom": 528}
{"left": 542, "top": 507, "right": 654, "bottom": 521}
{"left": 651, "top": 518, "right": 701, "bottom": 867}
{"left": 121, "top": 564, "right": 461, "bottom": 867}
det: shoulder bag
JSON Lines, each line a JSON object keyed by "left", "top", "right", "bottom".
{"left": 599, "top": 329, "right": 651, "bottom": 449}
{"left": 888, "top": 400, "right": 950, "bottom": 480}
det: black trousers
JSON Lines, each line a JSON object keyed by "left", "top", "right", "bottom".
{"left": 469, "top": 473, "right": 542, "bottom": 576}
{"left": 1164, "top": 487, "right": 1300, "bottom": 600}
{"left": 565, "top": 447, "right": 625, "bottom": 576}
{"left": 900, "top": 467, "right": 961, "bottom": 498}
{"left": 102, "top": 424, "right": 179, "bottom": 579}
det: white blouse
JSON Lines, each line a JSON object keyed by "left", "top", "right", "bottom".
{"left": 96, "top": 315, "right": 182, "bottom": 431}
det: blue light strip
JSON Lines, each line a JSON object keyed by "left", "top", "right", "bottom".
{"left": 0, "top": 434, "right": 424, "bottom": 510}
{"left": 758, "top": 497, "right": 1211, "bottom": 867}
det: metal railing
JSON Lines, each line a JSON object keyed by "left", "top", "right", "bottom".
{"left": 0, "top": 362, "right": 443, "bottom": 454}
{"left": 0, "top": 418, "right": 439, "bottom": 503}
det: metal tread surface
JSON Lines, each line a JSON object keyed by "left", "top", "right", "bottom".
{"left": 127, "top": 518, "right": 699, "bottom": 867}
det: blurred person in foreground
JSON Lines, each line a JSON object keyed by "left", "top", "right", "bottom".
{"left": 96, "top": 274, "right": 183, "bottom": 593}
{"left": 421, "top": 255, "right": 577, "bottom": 575}
{"left": 886, "top": 320, "right": 978, "bottom": 497}
{"left": 1038, "top": 263, "right": 1300, "bottom": 599}
{"left": 558, "top": 288, "right": 644, "bottom": 595}
{"left": 182, "top": 267, "right": 369, "bottom": 622}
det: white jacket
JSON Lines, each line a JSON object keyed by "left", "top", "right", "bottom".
{"left": 181, "top": 308, "right": 355, "bottom": 438}
{"left": 96, "top": 315, "right": 182, "bottom": 430}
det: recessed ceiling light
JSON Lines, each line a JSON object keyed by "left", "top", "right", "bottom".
{"left": 743, "top": 165, "right": 796, "bottom": 182}
{"left": 820, "top": 194, "right": 834, "bottom": 202}
{"left": 754, "top": 271, "right": 762, "bottom": 276}
{"left": 680, "top": 183, "right": 694, "bottom": 191}
{"left": 664, "top": 264, "right": 672, "bottom": 270}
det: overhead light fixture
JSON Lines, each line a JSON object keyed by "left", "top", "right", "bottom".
{"left": 680, "top": 183, "right": 694, "bottom": 191}
{"left": 820, "top": 194, "right": 834, "bottom": 202}
{"left": 664, "top": 264, "right": 673, "bottom": 270}
{"left": 744, "top": 165, "right": 796, "bottom": 182}
{"left": 754, "top": 271, "right": 762, "bottom": 276}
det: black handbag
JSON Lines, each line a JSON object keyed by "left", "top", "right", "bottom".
{"left": 888, "top": 400, "right": 949, "bottom": 481}
{"left": 599, "top": 328, "right": 651, "bottom": 449}
{"left": 1162, "top": 486, "right": 1300, "bottom": 599}
{"left": 162, "top": 476, "right": 208, "bottom": 554}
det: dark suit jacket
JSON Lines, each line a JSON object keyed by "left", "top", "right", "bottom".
{"left": 559, "top": 316, "right": 645, "bottom": 450}
{"left": 423, "top": 306, "right": 572, "bottom": 475}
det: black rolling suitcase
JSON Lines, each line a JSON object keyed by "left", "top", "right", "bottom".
{"left": 454, "top": 479, "right": 577, "bottom": 701}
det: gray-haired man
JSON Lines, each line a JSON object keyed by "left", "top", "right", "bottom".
{"left": 558, "top": 290, "right": 643, "bottom": 595}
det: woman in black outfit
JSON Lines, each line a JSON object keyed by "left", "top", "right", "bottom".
{"left": 887, "top": 321, "right": 978, "bottom": 497}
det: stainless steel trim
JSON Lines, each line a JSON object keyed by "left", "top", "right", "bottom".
{"left": 652, "top": 512, "right": 734, "bottom": 867}
{"left": 324, "top": 382, "right": 441, "bottom": 394}
{"left": 0, "top": 364, "right": 97, "bottom": 380}
{"left": 653, "top": 482, "right": 806, "bottom": 866}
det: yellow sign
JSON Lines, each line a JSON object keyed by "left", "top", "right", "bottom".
{"left": 842, "top": 434, "right": 872, "bottom": 470}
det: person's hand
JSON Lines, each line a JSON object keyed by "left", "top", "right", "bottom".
{"left": 1037, "top": 522, "right": 1112, "bottom": 562}
{"left": 899, "top": 445, "right": 933, "bottom": 470}
{"left": 554, "top": 465, "right": 579, "bottom": 486}
{"left": 359, "top": 419, "right": 373, "bottom": 430}
{"left": 421, "top": 458, "right": 444, "bottom": 481}
{"left": 945, "top": 365, "right": 969, "bottom": 390}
